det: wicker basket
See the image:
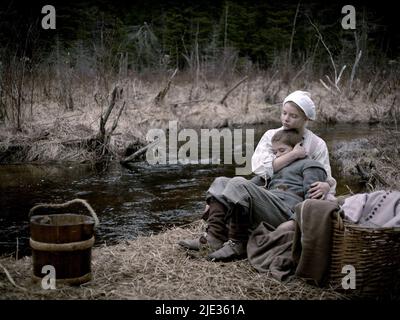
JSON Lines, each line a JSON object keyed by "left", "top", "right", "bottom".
{"left": 329, "top": 211, "right": 400, "bottom": 298}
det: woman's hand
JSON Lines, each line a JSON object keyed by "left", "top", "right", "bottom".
{"left": 309, "top": 181, "right": 330, "bottom": 199}
{"left": 292, "top": 142, "right": 307, "bottom": 159}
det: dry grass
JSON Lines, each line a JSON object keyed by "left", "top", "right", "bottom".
{"left": 331, "top": 130, "right": 400, "bottom": 191}
{"left": 365, "top": 130, "right": 400, "bottom": 190}
{"left": 0, "top": 70, "right": 398, "bottom": 164}
{"left": 331, "top": 138, "right": 376, "bottom": 177}
{"left": 0, "top": 220, "right": 347, "bottom": 300}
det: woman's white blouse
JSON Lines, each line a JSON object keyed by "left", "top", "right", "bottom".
{"left": 251, "top": 127, "right": 337, "bottom": 195}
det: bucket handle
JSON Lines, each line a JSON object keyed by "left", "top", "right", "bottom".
{"left": 29, "top": 198, "right": 99, "bottom": 228}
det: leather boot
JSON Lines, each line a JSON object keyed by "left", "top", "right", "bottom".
{"left": 178, "top": 232, "right": 224, "bottom": 251}
{"left": 207, "top": 204, "right": 249, "bottom": 261}
{"left": 207, "top": 239, "right": 247, "bottom": 261}
{"left": 178, "top": 197, "right": 228, "bottom": 251}
{"left": 205, "top": 197, "right": 229, "bottom": 242}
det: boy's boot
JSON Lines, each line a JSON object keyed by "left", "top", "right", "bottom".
{"left": 178, "top": 197, "right": 228, "bottom": 251}
{"left": 207, "top": 204, "right": 249, "bottom": 261}
{"left": 207, "top": 239, "right": 246, "bottom": 261}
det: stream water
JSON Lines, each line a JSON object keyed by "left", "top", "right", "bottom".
{"left": 0, "top": 123, "right": 385, "bottom": 257}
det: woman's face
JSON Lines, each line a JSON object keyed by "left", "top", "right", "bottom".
{"left": 281, "top": 102, "right": 307, "bottom": 130}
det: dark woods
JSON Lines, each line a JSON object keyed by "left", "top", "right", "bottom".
{"left": 1, "top": 0, "right": 398, "bottom": 68}
{"left": 0, "top": 0, "right": 398, "bottom": 131}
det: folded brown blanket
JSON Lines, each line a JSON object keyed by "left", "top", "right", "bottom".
{"left": 292, "top": 199, "right": 341, "bottom": 286}
{"left": 247, "top": 222, "right": 295, "bottom": 281}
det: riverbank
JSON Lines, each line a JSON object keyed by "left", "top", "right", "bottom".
{"left": 1, "top": 131, "right": 399, "bottom": 300}
{"left": 0, "top": 220, "right": 347, "bottom": 300}
{"left": 0, "top": 75, "right": 398, "bottom": 164}
{"left": 331, "top": 129, "right": 400, "bottom": 191}
{"left": 1, "top": 75, "right": 399, "bottom": 300}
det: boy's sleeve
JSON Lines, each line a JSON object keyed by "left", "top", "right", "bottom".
{"left": 302, "top": 162, "right": 328, "bottom": 199}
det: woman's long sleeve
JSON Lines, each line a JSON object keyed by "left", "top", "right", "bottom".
{"left": 312, "top": 140, "right": 337, "bottom": 195}
{"left": 251, "top": 129, "right": 277, "bottom": 178}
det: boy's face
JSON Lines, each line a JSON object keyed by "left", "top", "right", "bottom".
{"left": 281, "top": 102, "right": 307, "bottom": 130}
{"left": 271, "top": 141, "right": 293, "bottom": 158}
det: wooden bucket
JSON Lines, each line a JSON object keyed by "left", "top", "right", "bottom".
{"left": 29, "top": 199, "right": 99, "bottom": 286}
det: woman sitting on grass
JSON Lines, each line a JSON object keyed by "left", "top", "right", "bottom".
{"left": 179, "top": 90, "right": 336, "bottom": 260}
{"left": 181, "top": 128, "right": 327, "bottom": 260}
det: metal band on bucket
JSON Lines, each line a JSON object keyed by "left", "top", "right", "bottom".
{"left": 29, "top": 236, "right": 95, "bottom": 251}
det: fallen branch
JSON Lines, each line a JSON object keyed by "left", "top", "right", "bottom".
{"left": 219, "top": 76, "right": 248, "bottom": 105}
{"left": 120, "top": 138, "right": 160, "bottom": 164}
{"left": 170, "top": 99, "right": 206, "bottom": 107}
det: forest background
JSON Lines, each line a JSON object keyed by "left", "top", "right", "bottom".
{"left": 0, "top": 0, "right": 399, "bottom": 164}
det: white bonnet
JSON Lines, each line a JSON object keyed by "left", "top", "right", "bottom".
{"left": 283, "top": 90, "right": 316, "bottom": 120}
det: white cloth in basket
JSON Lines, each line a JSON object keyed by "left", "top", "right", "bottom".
{"left": 341, "top": 190, "right": 400, "bottom": 227}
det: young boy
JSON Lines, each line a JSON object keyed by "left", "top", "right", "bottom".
{"left": 179, "top": 128, "right": 327, "bottom": 261}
